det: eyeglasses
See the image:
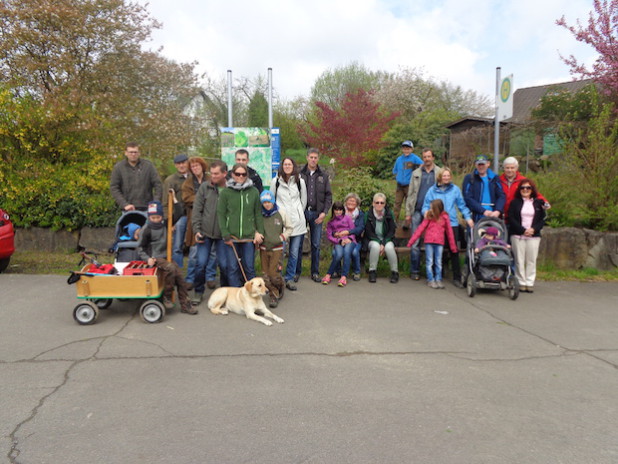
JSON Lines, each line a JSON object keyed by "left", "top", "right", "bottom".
{"left": 374, "top": 201, "right": 385, "bottom": 205}
{"left": 520, "top": 186, "right": 532, "bottom": 190}
{"left": 233, "top": 172, "right": 247, "bottom": 177}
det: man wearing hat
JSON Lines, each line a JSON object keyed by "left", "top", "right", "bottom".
{"left": 163, "top": 154, "right": 190, "bottom": 267}
{"left": 392, "top": 141, "right": 422, "bottom": 221}
{"left": 462, "top": 154, "right": 506, "bottom": 221}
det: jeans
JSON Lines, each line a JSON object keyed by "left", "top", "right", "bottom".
{"left": 185, "top": 245, "right": 203, "bottom": 292}
{"left": 285, "top": 234, "right": 304, "bottom": 282}
{"left": 408, "top": 211, "right": 423, "bottom": 274}
{"left": 205, "top": 247, "right": 217, "bottom": 281}
{"left": 226, "top": 241, "right": 256, "bottom": 287}
{"left": 425, "top": 243, "right": 444, "bottom": 282}
{"left": 172, "top": 215, "right": 187, "bottom": 268}
{"left": 332, "top": 242, "right": 361, "bottom": 275}
{"left": 299, "top": 210, "right": 323, "bottom": 276}
{"left": 327, "top": 243, "right": 354, "bottom": 276}
{"left": 196, "top": 238, "right": 229, "bottom": 290}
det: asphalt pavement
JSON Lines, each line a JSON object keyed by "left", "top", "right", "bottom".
{"left": 1, "top": 274, "right": 617, "bottom": 464}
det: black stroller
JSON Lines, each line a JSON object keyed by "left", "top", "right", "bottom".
{"left": 463, "top": 217, "right": 519, "bottom": 300}
{"left": 108, "top": 210, "right": 148, "bottom": 263}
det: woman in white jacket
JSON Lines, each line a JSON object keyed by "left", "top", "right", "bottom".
{"left": 270, "top": 157, "right": 307, "bottom": 290}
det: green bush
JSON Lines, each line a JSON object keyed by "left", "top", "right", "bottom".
{"left": 332, "top": 167, "right": 395, "bottom": 209}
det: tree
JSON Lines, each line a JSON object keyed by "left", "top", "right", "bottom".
{"left": 247, "top": 90, "right": 268, "bottom": 127}
{"left": 557, "top": 0, "right": 618, "bottom": 100}
{"left": 299, "top": 89, "right": 398, "bottom": 167}
{"left": 310, "top": 62, "right": 388, "bottom": 109}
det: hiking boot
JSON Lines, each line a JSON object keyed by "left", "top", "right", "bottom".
{"left": 181, "top": 305, "right": 198, "bottom": 315}
{"left": 390, "top": 271, "right": 399, "bottom": 284}
{"left": 162, "top": 297, "right": 175, "bottom": 310}
{"left": 452, "top": 279, "right": 464, "bottom": 289}
{"left": 185, "top": 281, "right": 194, "bottom": 291}
{"left": 352, "top": 273, "right": 361, "bottom": 281}
{"left": 368, "top": 270, "right": 377, "bottom": 283}
{"left": 410, "top": 272, "right": 420, "bottom": 281}
{"left": 311, "top": 274, "right": 321, "bottom": 282}
{"left": 293, "top": 274, "right": 300, "bottom": 283}
{"left": 285, "top": 281, "right": 297, "bottom": 291}
{"left": 206, "top": 280, "right": 217, "bottom": 289}
{"left": 190, "top": 291, "right": 203, "bottom": 306}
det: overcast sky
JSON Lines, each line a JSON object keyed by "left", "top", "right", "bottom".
{"left": 138, "top": 0, "right": 599, "bottom": 102}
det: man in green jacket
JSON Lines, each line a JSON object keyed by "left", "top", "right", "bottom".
{"left": 217, "top": 163, "right": 264, "bottom": 287}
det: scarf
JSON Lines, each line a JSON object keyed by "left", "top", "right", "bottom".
{"left": 373, "top": 208, "right": 384, "bottom": 220}
{"left": 226, "top": 177, "right": 255, "bottom": 191}
{"left": 262, "top": 203, "right": 279, "bottom": 218}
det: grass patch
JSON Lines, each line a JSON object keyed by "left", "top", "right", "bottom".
{"left": 5, "top": 250, "right": 114, "bottom": 275}
{"left": 537, "top": 263, "right": 618, "bottom": 282}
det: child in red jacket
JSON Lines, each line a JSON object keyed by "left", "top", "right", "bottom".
{"left": 407, "top": 199, "right": 458, "bottom": 289}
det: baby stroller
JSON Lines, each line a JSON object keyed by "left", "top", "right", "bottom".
{"left": 463, "top": 217, "right": 519, "bottom": 300}
{"left": 108, "top": 210, "right": 148, "bottom": 263}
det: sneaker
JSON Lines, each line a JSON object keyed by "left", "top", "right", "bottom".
{"left": 181, "top": 305, "right": 198, "bottom": 315}
{"left": 428, "top": 280, "right": 438, "bottom": 289}
{"left": 293, "top": 274, "right": 300, "bottom": 283}
{"left": 285, "top": 281, "right": 297, "bottom": 291}
{"left": 321, "top": 275, "right": 331, "bottom": 285}
{"left": 352, "top": 273, "right": 361, "bottom": 281}
{"left": 436, "top": 280, "right": 445, "bottom": 289}
{"left": 311, "top": 274, "right": 321, "bottom": 283}
{"left": 190, "top": 292, "right": 203, "bottom": 306}
{"left": 452, "top": 279, "right": 464, "bottom": 289}
{"left": 410, "top": 272, "right": 420, "bottom": 281}
{"left": 368, "top": 270, "right": 377, "bottom": 283}
{"left": 162, "top": 297, "right": 175, "bottom": 310}
{"left": 337, "top": 276, "right": 347, "bottom": 287}
{"left": 390, "top": 271, "right": 399, "bottom": 284}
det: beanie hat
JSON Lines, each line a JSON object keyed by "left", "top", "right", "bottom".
{"left": 260, "top": 190, "right": 275, "bottom": 204}
{"left": 485, "top": 226, "right": 499, "bottom": 236}
{"left": 147, "top": 201, "right": 163, "bottom": 216}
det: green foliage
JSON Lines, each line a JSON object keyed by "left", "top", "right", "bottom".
{"left": 535, "top": 101, "right": 618, "bottom": 231}
{"left": 332, "top": 167, "right": 394, "bottom": 210}
{"left": 532, "top": 84, "right": 600, "bottom": 125}
{"left": 247, "top": 90, "right": 268, "bottom": 127}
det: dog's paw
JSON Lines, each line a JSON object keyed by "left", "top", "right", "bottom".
{"left": 262, "top": 319, "right": 273, "bottom": 326}
{"left": 273, "top": 315, "right": 284, "bottom": 324}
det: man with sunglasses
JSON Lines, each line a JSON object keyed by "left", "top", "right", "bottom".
{"left": 217, "top": 163, "right": 264, "bottom": 287}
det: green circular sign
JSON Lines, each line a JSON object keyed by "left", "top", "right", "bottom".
{"left": 500, "top": 77, "right": 512, "bottom": 103}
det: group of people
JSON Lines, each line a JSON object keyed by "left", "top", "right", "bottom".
{"left": 109, "top": 141, "right": 549, "bottom": 316}
{"left": 394, "top": 142, "right": 549, "bottom": 293}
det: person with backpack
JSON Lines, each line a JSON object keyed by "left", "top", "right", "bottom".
{"left": 270, "top": 157, "right": 307, "bottom": 291}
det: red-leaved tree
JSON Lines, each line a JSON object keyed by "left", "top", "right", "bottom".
{"left": 557, "top": 0, "right": 618, "bottom": 99}
{"left": 299, "top": 89, "right": 399, "bottom": 167}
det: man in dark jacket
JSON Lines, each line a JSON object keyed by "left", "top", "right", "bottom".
{"left": 110, "top": 142, "right": 162, "bottom": 211}
{"left": 462, "top": 154, "right": 506, "bottom": 221}
{"left": 225, "top": 149, "right": 264, "bottom": 193}
{"left": 192, "top": 160, "right": 229, "bottom": 299}
{"left": 162, "top": 153, "right": 189, "bottom": 267}
{"left": 298, "top": 148, "right": 333, "bottom": 282}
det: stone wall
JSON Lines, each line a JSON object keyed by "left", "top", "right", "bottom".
{"left": 13, "top": 226, "right": 618, "bottom": 271}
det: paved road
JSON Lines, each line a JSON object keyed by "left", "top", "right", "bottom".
{"left": 1, "top": 274, "right": 617, "bottom": 464}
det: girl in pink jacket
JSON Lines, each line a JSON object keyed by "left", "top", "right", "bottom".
{"left": 406, "top": 199, "right": 457, "bottom": 289}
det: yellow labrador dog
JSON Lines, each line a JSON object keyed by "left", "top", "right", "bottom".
{"left": 207, "top": 277, "right": 284, "bottom": 326}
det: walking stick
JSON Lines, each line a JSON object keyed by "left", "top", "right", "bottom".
{"left": 230, "top": 236, "right": 254, "bottom": 283}
{"left": 167, "top": 189, "right": 174, "bottom": 262}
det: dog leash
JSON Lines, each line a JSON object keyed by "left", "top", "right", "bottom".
{"left": 230, "top": 236, "right": 253, "bottom": 283}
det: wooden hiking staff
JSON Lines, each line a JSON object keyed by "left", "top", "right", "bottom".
{"left": 167, "top": 189, "right": 173, "bottom": 262}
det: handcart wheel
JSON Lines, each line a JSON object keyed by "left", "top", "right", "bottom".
{"left": 507, "top": 275, "right": 520, "bottom": 300}
{"left": 140, "top": 300, "right": 166, "bottom": 323}
{"left": 73, "top": 302, "right": 99, "bottom": 325}
{"left": 93, "top": 298, "right": 112, "bottom": 309}
{"left": 466, "top": 273, "right": 476, "bottom": 298}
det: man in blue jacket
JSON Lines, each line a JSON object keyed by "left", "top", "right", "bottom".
{"left": 462, "top": 154, "right": 506, "bottom": 221}
{"left": 392, "top": 140, "right": 422, "bottom": 221}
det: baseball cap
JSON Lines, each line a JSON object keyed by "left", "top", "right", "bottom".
{"left": 174, "top": 154, "right": 188, "bottom": 163}
{"left": 401, "top": 140, "right": 414, "bottom": 148}
{"left": 475, "top": 154, "right": 489, "bottom": 165}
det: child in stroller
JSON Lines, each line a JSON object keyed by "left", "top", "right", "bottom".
{"left": 474, "top": 226, "right": 511, "bottom": 263}
{"left": 109, "top": 210, "right": 148, "bottom": 263}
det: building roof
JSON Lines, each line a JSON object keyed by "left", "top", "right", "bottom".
{"left": 505, "top": 78, "right": 593, "bottom": 124}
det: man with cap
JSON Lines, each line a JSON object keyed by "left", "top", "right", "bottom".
{"left": 136, "top": 201, "right": 197, "bottom": 315}
{"left": 110, "top": 142, "right": 162, "bottom": 211}
{"left": 163, "top": 154, "right": 190, "bottom": 267}
{"left": 462, "top": 154, "right": 506, "bottom": 221}
{"left": 392, "top": 141, "right": 422, "bottom": 221}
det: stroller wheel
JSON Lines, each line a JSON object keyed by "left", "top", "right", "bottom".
{"left": 73, "top": 302, "right": 99, "bottom": 325}
{"left": 466, "top": 273, "right": 476, "bottom": 298}
{"left": 508, "top": 275, "right": 520, "bottom": 300}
